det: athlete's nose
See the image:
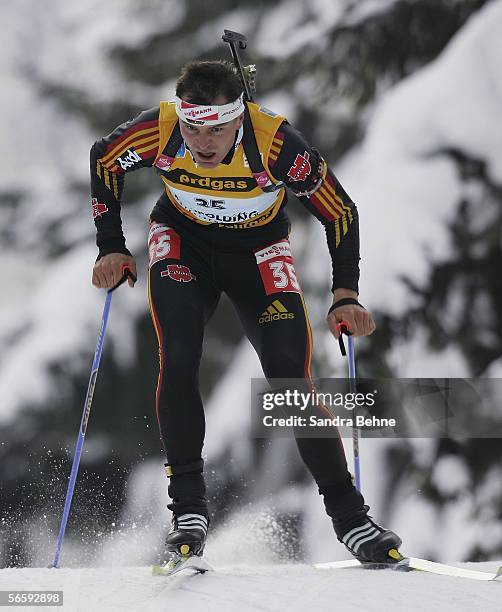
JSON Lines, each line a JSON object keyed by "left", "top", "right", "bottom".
{"left": 194, "top": 132, "right": 213, "bottom": 151}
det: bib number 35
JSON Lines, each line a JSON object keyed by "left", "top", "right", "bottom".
{"left": 254, "top": 239, "right": 301, "bottom": 295}
{"left": 268, "top": 260, "right": 300, "bottom": 291}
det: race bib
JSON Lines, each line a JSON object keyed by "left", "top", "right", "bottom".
{"left": 254, "top": 239, "right": 301, "bottom": 295}
{"left": 148, "top": 223, "right": 181, "bottom": 268}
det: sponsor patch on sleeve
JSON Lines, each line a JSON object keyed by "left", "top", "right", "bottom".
{"left": 287, "top": 150, "right": 311, "bottom": 182}
{"left": 91, "top": 198, "right": 108, "bottom": 219}
{"left": 116, "top": 147, "right": 143, "bottom": 170}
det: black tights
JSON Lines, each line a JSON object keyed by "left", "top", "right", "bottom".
{"left": 147, "top": 224, "right": 358, "bottom": 517}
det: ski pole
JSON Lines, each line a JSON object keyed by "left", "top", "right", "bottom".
{"left": 337, "top": 321, "right": 361, "bottom": 492}
{"left": 51, "top": 266, "right": 136, "bottom": 568}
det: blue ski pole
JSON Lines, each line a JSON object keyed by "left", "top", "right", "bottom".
{"left": 51, "top": 267, "right": 136, "bottom": 568}
{"left": 337, "top": 321, "right": 361, "bottom": 492}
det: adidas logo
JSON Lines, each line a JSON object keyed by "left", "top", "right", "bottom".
{"left": 258, "top": 300, "right": 295, "bottom": 324}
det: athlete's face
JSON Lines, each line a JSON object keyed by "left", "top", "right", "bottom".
{"left": 179, "top": 95, "right": 244, "bottom": 168}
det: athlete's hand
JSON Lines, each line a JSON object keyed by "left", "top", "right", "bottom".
{"left": 92, "top": 253, "right": 137, "bottom": 289}
{"left": 326, "top": 290, "right": 376, "bottom": 339}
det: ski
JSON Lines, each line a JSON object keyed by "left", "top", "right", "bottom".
{"left": 314, "top": 557, "right": 502, "bottom": 582}
{"left": 152, "top": 555, "right": 214, "bottom": 577}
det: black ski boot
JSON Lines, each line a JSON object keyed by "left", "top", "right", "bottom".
{"left": 163, "top": 459, "right": 209, "bottom": 557}
{"left": 338, "top": 515, "right": 402, "bottom": 564}
{"left": 165, "top": 513, "right": 209, "bottom": 557}
{"left": 321, "top": 477, "right": 403, "bottom": 564}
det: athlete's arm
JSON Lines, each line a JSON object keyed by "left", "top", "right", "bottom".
{"left": 90, "top": 107, "right": 160, "bottom": 259}
{"left": 268, "top": 122, "right": 375, "bottom": 338}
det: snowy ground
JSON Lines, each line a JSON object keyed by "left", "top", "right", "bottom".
{"left": 0, "top": 561, "right": 501, "bottom": 612}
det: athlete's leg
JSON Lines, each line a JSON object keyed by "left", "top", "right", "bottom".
{"left": 148, "top": 223, "right": 220, "bottom": 517}
{"left": 218, "top": 238, "right": 364, "bottom": 526}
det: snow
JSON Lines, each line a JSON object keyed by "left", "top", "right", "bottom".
{"left": 255, "top": 1, "right": 333, "bottom": 59}
{"left": 0, "top": 242, "right": 146, "bottom": 424}
{"left": 1, "top": 0, "right": 498, "bottom": 424}
{"left": 254, "top": 0, "right": 403, "bottom": 58}
{"left": 0, "top": 561, "right": 501, "bottom": 612}
{"left": 342, "top": 0, "right": 401, "bottom": 26}
{"left": 2, "top": 0, "right": 502, "bottom": 581}
{"left": 204, "top": 341, "right": 262, "bottom": 466}
{"left": 431, "top": 455, "right": 470, "bottom": 496}
{"left": 342, "top": 0, "right": 502, "bottom": 324}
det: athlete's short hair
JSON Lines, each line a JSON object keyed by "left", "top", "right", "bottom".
{"left": 176, "top": 60, "right": 244, "bottom": 105}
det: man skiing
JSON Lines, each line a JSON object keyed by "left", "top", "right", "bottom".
{"left": 90, "top": 59, "right": 402, "bottom": 564}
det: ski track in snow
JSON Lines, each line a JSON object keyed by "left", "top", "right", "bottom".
{"left": 0, "top": 563, "right": 501, "bottom": 612}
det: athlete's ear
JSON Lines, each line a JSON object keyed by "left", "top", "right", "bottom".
{"left": 236, "top": 112, "right": 244, "bottom": 128}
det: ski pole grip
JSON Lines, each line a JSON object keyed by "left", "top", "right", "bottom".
{"left": 337, "top": 320, "right": 352, "bottom": 336}
{"left": 337, "top": 320, "right": 352, "bottom": 356}
{"left": 109, "top": 265, "right": 137, "bottom": 293}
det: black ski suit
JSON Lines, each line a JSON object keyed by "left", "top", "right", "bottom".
{"left": 90, "top": 101, "right": 364, "bottom": 522}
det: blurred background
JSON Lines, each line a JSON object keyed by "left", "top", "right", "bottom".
{"left": 1, "top": 0, "right": 501, "bottom": 568}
